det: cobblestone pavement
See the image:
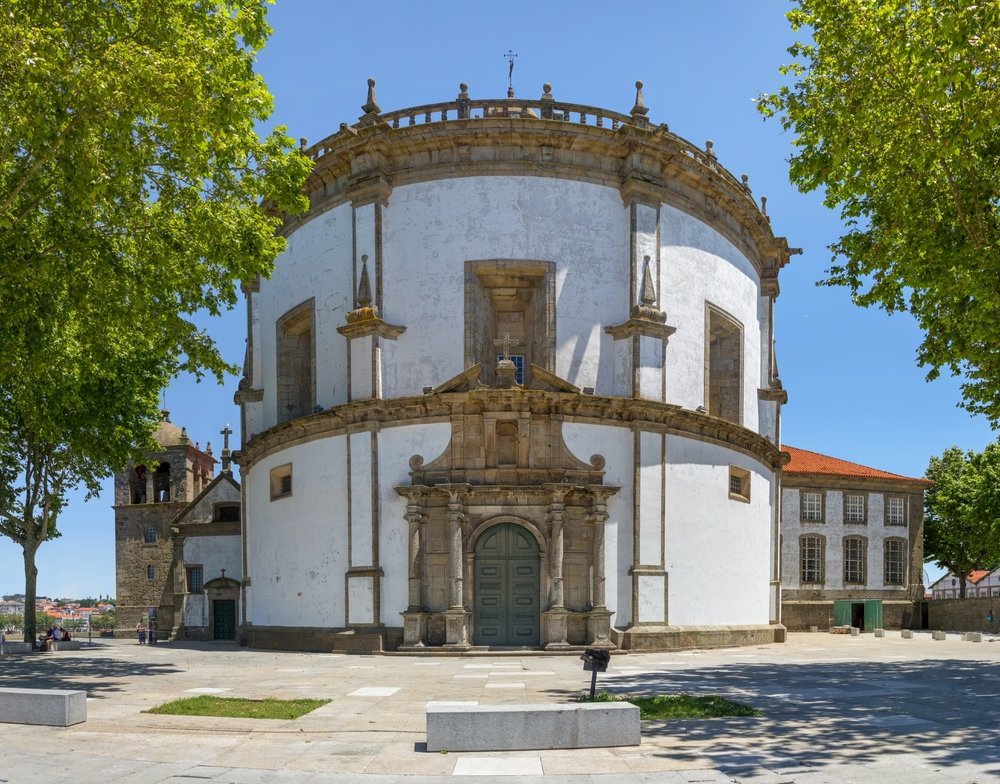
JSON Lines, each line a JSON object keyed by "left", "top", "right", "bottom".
{"left": 1, "top": 631, "right": 998, "bottom": 783}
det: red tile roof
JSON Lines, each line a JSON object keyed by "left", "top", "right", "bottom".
{"left": 783, "top": 446, "right": 931, "bottom": 483}
{"left": 969, "top": 570, "right": 991, "bottom": 585}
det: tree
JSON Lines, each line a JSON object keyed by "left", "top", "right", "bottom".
{"left": 924, "top": 443, "right": 1000, "bottom": 597}
{"left": 0, "top": 1, "right": 311, "bottom": 643}
{"left": 758, "top": 1, "right": 1000, "bottom": 422}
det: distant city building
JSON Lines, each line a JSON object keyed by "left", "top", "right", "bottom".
{"left": 929, "top": 569, "right": 1000, "bottom": 600}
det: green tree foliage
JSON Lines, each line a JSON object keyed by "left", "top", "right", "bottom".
{"left": 758, "top": 1, "right": 1000, "bottom": 422}
{"left": 924, "top": 443, "right": 1000, "bottom": 596}
{"left": 0, "top": 0, "right": 311, "bottom": 642}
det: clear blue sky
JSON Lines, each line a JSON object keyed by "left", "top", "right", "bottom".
{"left": 2, "top": 0, "right": 993, "bottom": 599}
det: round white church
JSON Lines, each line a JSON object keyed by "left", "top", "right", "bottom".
{"left": 235, "top": 81, "right": 797, "bottom": 652}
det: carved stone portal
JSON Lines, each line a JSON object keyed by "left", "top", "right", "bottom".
{"left": 396, "top": 394, "right": 619, "bottom": 649}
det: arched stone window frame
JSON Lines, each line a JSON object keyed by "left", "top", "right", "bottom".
{"left": 275, "top": 298, "right": 316, "bottom": 423}
{"left": 843, "top": 535, "right": 867, "bottom": 586}
{"left": 799, "top": 533, "right": 825, "bottom": 585}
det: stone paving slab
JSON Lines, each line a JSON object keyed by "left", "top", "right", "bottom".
{"left": 0, "top": 633, "right": 999, "bottom": 782}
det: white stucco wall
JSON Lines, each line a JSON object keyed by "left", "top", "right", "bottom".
{"left": 378, "top": 422, "right": 453, "bottom": 623}
{"left": 245, "top": 436, "right": 350, "bottom": 628}
{"left": 562, "top": 422, "right": 633, "bottom": 628}
{"left": 660, "top": 205, "right": 763, "bottom": 431}
{"left": 665, "top": 436, "right": 773, "bottom": 625}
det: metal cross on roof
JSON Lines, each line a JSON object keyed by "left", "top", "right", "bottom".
{"left": 504, "top": 49, "right": 517, "bottom": 89}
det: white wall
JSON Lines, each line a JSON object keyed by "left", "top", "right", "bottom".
{"left": 660, "top": 205, "right": 763, "bottom": 431}
{"left": 563, "top": 422, "right": 633, "bottom": 628}
{"left": 665, "top": 436, "right": 774, "bottom": 625}
{"left": 245, "top": 436, "right": 350, "bottom": 628}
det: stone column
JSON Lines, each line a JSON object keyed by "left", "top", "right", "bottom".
{"left": 587, "top": 493, "right": 613, "bottom": 646}
{"left": 405, "top": 506, "right": 425, "bottom": 611}
{"left": 547, "top": 491, "right": 566, "bottom": 609}
{"left": 591, "top": 500, "right": 607, "bottom": 611}
{"left": 447, "top": 491, "right": 466, "bottom": 609}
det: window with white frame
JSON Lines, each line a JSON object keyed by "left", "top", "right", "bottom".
{"left": 884, "top": 539, "right": 906, "bottom": 585}
{"left": 885, "top": 496, "right": 907, "bottom": 526}
{"left": 844, "top": 537, "right": 867, "bottom": 584}
{"left": 800, "top": 535, "right": 825, "bottom": 584}
{"left": 844, "top": 494, "right": 866, "bottom": 524}
{"left": 801, "top": 491, "right": 823, "bottom": 522}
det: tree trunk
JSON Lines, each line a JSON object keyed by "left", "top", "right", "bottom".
{"left": 22, "top": 541, "right": 39, "bottom": 643}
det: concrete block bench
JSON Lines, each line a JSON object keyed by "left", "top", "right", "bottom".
{"left": 932, "top": 630, "right": 947, "bottom": 641}
{"left": 964, "top": 632, "right": 983, "bottom": 642}
{"left": 901, "top": 630, "right": 914, "bottom": 639}
{"left": 0, "top": 688, "right": 87, "bottom": 726}
{"left": 1, "top": 641, "right": 33, "bottom": 654}
{"left": 426, "top": 702, "right": 640, "bottom": 752}
{"left": 50, "top": 640, "right": 82, "bottom": 651}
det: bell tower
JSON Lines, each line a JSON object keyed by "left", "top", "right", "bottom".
{"left": 112, "top": 410, "right": 216, "bottom": 639}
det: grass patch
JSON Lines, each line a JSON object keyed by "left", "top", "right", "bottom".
{"left": 579, "top": 691, "right": 760, "bottom": 720}
{"left": 145, "top": 696, "right": 330, "bottom": 720}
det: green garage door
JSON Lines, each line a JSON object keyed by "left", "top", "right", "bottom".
{"left": 474, "top": 523, "right": 540, "bottom": 647}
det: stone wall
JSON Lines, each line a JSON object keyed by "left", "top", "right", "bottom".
{"left": 927, "top": 597, "right": 1000, "bottom": 633}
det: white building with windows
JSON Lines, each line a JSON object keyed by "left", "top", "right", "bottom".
{"left": 929, "top": 569, "right": 1000, "bottom": 600}
{"left": 780, "top": 446, "right": 929, "bottom": 630}
{"left": 233, "top": 80, "right": 798, "bottom": 652}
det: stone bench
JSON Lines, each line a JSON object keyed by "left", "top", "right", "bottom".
{"left": 901, "top": 629, "right": 913, "bottom": 638}
{"left": 964, "top": 632, "right": 983, "bottom": 642}
{"left": 0, "top": 688, "right": 87, "bottom": 726}
{"left": 932, "top": 630, "right": 947, "bottom": 641}
{"left": 0, "top": 641, "right": 33, "bottom": 654}
{"left": 50, "top": 640, "right": 82, "bottom": 651}
{"left": 426, "top": 702, "right": 640, "bottom": 752}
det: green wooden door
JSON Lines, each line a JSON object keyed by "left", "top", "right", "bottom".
{"left": 474, "top": 523, "right": 540, "bottom": 646}
{"left": 213, "top": 599, "right": 236, "bottom": 640}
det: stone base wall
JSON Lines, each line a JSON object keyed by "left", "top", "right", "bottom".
{"left": 245, "top": 625, "right": 403, "bottom": 654}
{"left": 927, "top": 597, "right": 1000, "bottom": 633}
{"left": 612, "top": 624, "right": 785, "bottom": 651}
{"left": 782, "top": 600, "right": 918, "bottom": 631}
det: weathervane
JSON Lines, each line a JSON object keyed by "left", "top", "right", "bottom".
{"left": 504, "top": 49, "right": 517, "bottom": 89}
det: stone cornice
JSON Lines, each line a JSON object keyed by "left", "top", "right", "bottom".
{"left": 283, "top": 116, "right": 798, "bottom": 280}
{"left": 780, "top": 472, "right": 931, "bottom": 493}
{"left": 239, "top": 390, "right": 784, "bottom": 473}
{"left": 605, "top": 318, "right": 677, "bottom": 342}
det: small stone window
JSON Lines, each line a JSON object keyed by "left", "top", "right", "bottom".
{"left": 800, "top": 491, "right": 824, "bottom": 523}
{"left": 213, "top": 503, "right": 241, "bottom": 522}
{"left": 844, "top": 494, "right": 866, "bottom": 524}
{"left": 270, "top": 463, "right": 293, "bottom": 500}
{"left": 146, "top": 565, "right": 156, "bottom": 580}
{"left": 186, "top": 565, "right": 204, "bottom": 593}
{"left": 143, "top": 527, "right": 158, "bottom": 544}
{"left": 728, "top": 466, "right": 750, "bottom": 503}
{"left": 885, "top": 496, "right": 907, "bottom": 526}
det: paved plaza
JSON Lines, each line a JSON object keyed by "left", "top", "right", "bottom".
{"left": 1, "top": 632, "right": 999, "bottom": 783}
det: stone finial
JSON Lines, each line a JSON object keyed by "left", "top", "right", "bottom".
{"left": 299, "top": 137, "right": 308, "bottom": 152}
{"left": 362, "top": 78, "right": 380, "bottom": 114}
{"left": 457, "top": 82, "right": 470, "bottom": 119}
{"left": 160, "top": 408, "right": 170, "bottom": 422}
{"left": 630, "top": 256, "right": 667, "bottom": 324}
{"left": 205, "top": 441, "right": 213, "bottom": 457}
{"left": 507, "top": 85, "right": 515, "bottom": 99}
{"left": 458, "top": 82, "right": 469, "bottom": 100}
{"left": 705, "top": 140, "right": 715, "bottom": 158}
{"left": 220, "top": 423, "right": 233, "bottom": 474}
{"left": 356, "top": 255, "right": 373, "bottom": 308}
{"left": 630, "top": 80, "right": 649, "bottom": 124}
{"left": 358, "top": 78, "right": 381, "bottom": 125}
{"left": 540, "top": 82, "right": 554, "bottom": 119}
{"left": 639, "top": 256, "right": 657, "bottom": 306}
{"left": 741, "top": 174, "right": 751, "bottom": 192}
{"left": 179, "top": 427, "right": 189, "bottom": 445}
{"left": 760, "top": 196, "right": 768, "bottom": 216}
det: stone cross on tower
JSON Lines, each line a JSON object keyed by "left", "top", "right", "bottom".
{"left": 220, "top": 423, "right": 233, "bottom": 474}
{"left": 494, "top": 332, "right": 519, "bottom": 362}
{"left": 493, "top": 332, "right": 520, "bottom": 388}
